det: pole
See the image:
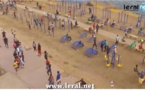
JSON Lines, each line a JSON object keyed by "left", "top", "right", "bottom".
{"left": 118, "top": 12, "right": 120, "bottom": 23}
{"left": 123, "top": 13, "right": 126, "bottom": 24}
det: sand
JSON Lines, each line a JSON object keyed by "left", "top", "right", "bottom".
{"left": 0, "top": 1, "right": 145, "bottom": 88}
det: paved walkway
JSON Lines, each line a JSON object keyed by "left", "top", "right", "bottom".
{"left": 0, "top": 28, "right": 77, "bottom": 89}
{"left": 16, "top": 4, "right": 144, "bottom": 48}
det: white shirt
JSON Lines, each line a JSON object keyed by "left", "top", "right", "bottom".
{"left": 116, "top": 36, "right": 119, "bottom": 41}
{"left": 52, "top": 24, "right": 55, "bottom": 29}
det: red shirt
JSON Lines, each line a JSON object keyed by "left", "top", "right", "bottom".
{"left": 69, "top": 10, "right": 72, "bottom": 15}
{"left": 93, "top": 23, "right": 96, "bottom": 28}
{"left": 139, "top": 45, "right": 143, "bottom": 49}
{"left": 41, "top": 17, "right": 43, "bottom": 22}
{"left": 46, "top": 60, "right": 50, "bottom": 65}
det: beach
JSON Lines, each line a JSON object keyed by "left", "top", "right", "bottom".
{"left": 0, "top": 0, "right": 145, "bottom": 88}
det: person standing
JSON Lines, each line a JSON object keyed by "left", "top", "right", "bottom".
{"left": 106, "top": 46, "right": 110, "bottom": 56}
{"left": 56, "top": 71, "right": 61, "bottom": 84}
{"left": 51, "top": 23, "right": 55, "bottom": 37}
{"left": 115, "top": 35, "right": 119, "bottom": 45}
{"left": 19, "top": 55, "right": 24, "bottom": 68}
{"left": 48, "top": 25, "right": 51, "bottom": 35}
{"left": 38, "top": 43, "right": 41, "bottom": 56}
{"left": 96, "top": 24, "right": 99, "bottom": 33}
{"left": 3, "top": 37, "right": 8, "bottom": 48}
{"left": 2, "top": 31, "right": 6, "bottom": 38}
{"left": 14, "top": 11, "right": 16, "bottom": 19}
{"left": 32, "top": 42, "right": 36, "bottom": 51}
{"left": 28, "top": 21, "right": 31, "bottom": 30}
{"left": 92, "top": 22, "right": 96, "bottom": 30}
{"left": 104, "top": 40, "right": 108, "bottom": 52}
{"left": 70, "top": 21, "right": 73, "bottom": 29}
{"left": 21, "top": 51, "right": 25, "bottom": 62}
{"left": 92, "top": 37, "right": 97, "bottom": 49}
{"left": 11, "top": 29, "right": 16, "bottom": 38}
{"left": 89, "top": 8, "right": 91, "bottom": 14}
{"left": 100, "top": 41, "right": 104, "bottom": 52}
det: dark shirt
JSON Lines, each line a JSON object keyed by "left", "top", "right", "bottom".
{"left": 80, "top": 80, "right": 86, "bottom": 86}
{"left": 2, "top": 31, "right": 6, "bottom": 37}
{"left": 4, "top": 38, "right": 8, "bottom": 43}
{"left": 93, "top": 38, "right": 96, "bottom": 45}
{"left": 44, "top": 53, "right": 48, "bottom": 59}
{"left": 38, "top": 44, "right": 41, "bottom": 50}
{"left": 13, "top": 52, "right": 17, "bottom": 57}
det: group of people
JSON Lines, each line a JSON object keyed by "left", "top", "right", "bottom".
{"left": 88, "top": 22, "right": 99, "bottom": 34}
{"left": 11, "top": 33, "right": 25, "bottom": 73}
{"left": 32, "top": 42, "right": 42, "bottom": 56}
{"left": 34, "top": 16, "right": 44, "bottom": 28}
{"left": 87, "top": 14, "right": 97, "bottom": 22}
{"left": 43, "top": 50, "right": 62, "bottom": 88}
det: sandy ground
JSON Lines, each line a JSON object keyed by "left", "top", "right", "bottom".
{"left": 0, "top": 27, "right": 78, "bottom": 89}
{"left": 0, "top": 1, "right": 145, "bottom": 89}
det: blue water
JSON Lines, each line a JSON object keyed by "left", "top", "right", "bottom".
{"left": 58, "top": 0, "right": 145, "bottom": 18}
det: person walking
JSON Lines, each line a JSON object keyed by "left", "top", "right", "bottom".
{"left": 56, "top": 71, "right": 61, "bottom": 84}
{"left": 13, "top": 50, "right": 17, "bottom": 59}
{"left": 38, "top": 43, "right": 41, "bottom": 56}
{"left": 44, "top": 51, "right": 48, "bottom": 60}
{"left": 13, "top": 60, "right": 18, "bottom": 73}
{"left": 115, "top": 35, "right": 119, "bottom": 45}
{"left": 3, "top": 37, "right": 8, "bottom": 48}
{"left": 2, "top": 31, "right": 6, "bottom": 38}
{"left": 134, "top": 65, "right": 139, "bottom": 75}
{"left": 32, "top": 42, "right": 36, "bottom": 51}
{"left": 47, "top": 64, "right": 51, "bottom": 76}
{"left": 51, "top": 23, "right": 55, "bottom": 37}
{"left": 92, "top": 37, "right": 97, "bottom": 49}
{"left": 48, "top": 73, "right": 54, "bottom": 89}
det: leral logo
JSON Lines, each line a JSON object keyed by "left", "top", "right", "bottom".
{"left": 139, "top": 3, "right": 145, "bottom": 12}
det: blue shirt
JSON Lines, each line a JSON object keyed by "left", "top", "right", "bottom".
{"left": 56, "top": 73, "right": 61, "bottom": 80}
{"left": 104, "top": 41, "right": 108, "bottom": 46}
